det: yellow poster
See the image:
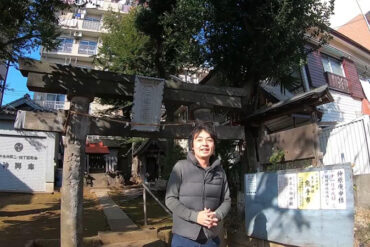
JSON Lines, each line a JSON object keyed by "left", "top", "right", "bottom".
{"left": 297, "top": 171, "right": 320, "bottom": 209}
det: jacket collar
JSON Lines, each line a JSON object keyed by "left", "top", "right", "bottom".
{"left": 187, "top": 151, "right": 220, "bottom": 170}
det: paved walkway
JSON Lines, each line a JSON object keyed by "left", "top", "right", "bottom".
{"left": 91, "top": 189, "right": 139, "bottom": 232}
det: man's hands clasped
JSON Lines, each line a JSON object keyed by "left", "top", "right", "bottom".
{"left": 196, "top": 208, "right": 218, "bottom": 229}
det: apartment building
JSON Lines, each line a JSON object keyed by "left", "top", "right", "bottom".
{"left": 308, "top": 29, "right": 370, "bottom": 124}
{"left": 34, "top": 0, "right": 136, "bottom": 110}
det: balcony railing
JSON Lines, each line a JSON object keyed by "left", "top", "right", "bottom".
{"left": 35, "top": 100, "right": 65, "bottom": 110}
{"left": 325, "top": 72, "right": 349, "bottom": 94}
{"left": 78, "top": 44, "right": 97, "bottom": 55}
{"left": 82, "top": 20, "right": 101, "bottom": 31}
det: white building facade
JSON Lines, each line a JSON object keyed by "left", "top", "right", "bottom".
{"left": 35, "top": 0, "right": 136, "bottom": 111}
{"left": 0, "top": 95, "right": 60, "bottom": 192}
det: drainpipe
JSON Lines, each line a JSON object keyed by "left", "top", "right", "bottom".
{"left": 301, "top": 66, "right": 310, "bottom": 92}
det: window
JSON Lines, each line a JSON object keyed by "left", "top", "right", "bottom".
{"left": 46, "top": 94, "right": 57, "bottom": 101}
{"left": 78, "top": 40, "right": 97, "bottom": 55}
{"left": 56, "top": 94, "right": 66, "bottom": 102}
{"left": 55, "top": 37, "right": 73, "bottom": 53}
{"left": 34, "top": 93, "right": 41, "bottom": 100}
{"left": 76, "top": 65, "right": 92, "bottom": 70}
{"left": 321, "top": 55, "right": 344, "bottom": 77}
{"left": 84, "top": 16, "right": 100, "bottom": 22}
{"left": 46, "top": 94, "right": 65, "bottom": 102}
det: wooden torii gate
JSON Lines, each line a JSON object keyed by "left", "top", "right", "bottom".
{"left": 16, "top": 58, "right": 246, "bottom": 247}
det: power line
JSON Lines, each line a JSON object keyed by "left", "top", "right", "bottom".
{"left": 354, "top": 0, "right": 370, "bottom": 32}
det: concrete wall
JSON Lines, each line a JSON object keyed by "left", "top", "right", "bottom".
{"left": 0, "top": 120, "right": 58, "bottom": 192}
{"left": 354, "top": 174, "right": 370, "bottom": 208}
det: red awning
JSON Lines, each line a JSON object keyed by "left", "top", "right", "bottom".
{"left": 85, "top": 141, "right": 110, "bottom": 154}
{"left": 362, "top": 99, "right": 370, "bottom": 116}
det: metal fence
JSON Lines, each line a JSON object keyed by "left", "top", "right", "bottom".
{"left": 320, "top": 115, "right": 370, "bottom": 175}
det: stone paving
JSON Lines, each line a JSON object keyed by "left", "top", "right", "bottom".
{"left": 90, "top": 188, "right": 139, "bottom": 232}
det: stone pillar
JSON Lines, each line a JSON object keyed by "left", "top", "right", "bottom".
{"left": 61, "top": 96, "right": 92, "bottom": 247}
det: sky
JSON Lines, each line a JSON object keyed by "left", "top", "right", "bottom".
{"left": 330, "top": 0, "right": 370, "bottom": 29}
{"left": 2, "top": 48, "right": 40, "bottom": 105}
{"left": 1, "top": 0, "right": 370, "bottom": 106}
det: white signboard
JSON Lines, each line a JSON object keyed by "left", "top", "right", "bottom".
{"left": 0, "top": 136, "right": 45, "bottom": 192}
{"left": 276, "top": 169, "right": 347, "bottom": 210}
{"left": 297, "top": 171, "right": 321, "bottom": 209}
{"left": 245, "top": 174, "right": 257, "bottom": 196}
{"left": 278, "top": 173, "right": 297, "bottom": 209}
{"left": 131, "top": 75, "right": 165, "bottom": 132}
{"left": 320, "top": 169, "right": 346, "bottom": 209}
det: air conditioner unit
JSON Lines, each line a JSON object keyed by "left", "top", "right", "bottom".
{"left": 73, "top": 31, "right": 82, "bottom": 38}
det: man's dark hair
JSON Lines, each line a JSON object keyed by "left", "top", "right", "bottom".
{"left": 189, "top": 122, "right": 217, "bottom": 150}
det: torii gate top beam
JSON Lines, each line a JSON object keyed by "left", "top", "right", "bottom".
{"left": 19, "top": 58, "right": 247, "bottom": 109}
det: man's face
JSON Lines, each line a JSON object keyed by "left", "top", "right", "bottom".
{"left": 192, "top": 130, "right": 215, "bottom": 162}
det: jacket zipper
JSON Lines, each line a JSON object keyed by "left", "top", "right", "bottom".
{"left": 202, "top": 169, "right": 206, "bottom": 208}
{"left": 203, "top": 168, "right": 210, "bottom": 239}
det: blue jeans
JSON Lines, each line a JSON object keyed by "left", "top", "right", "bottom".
{"left": 171, "top": 233, "right": 220, "bottom": 247}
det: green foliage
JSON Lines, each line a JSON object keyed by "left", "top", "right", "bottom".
{"left": 216, "top": 140, "right": 241, "bottom": 192}
{"left": 269, "top": 148, "right": 285, "bottom": 165}
{"left": 97, "top": 1, "right": 205, "bottom": 79}
{"left": 99, "top": 0, "right": 333, "bottom": 94}
{"left": 216, "top": 140, "right": 238, "bottom": 168}
{"left": 97, "top": 9, "right": 154, "bottom": 76}
{"left": 160, "top": 143, "right": 186, "bottom": 180}
{"left": 265, "top": 158, "right": 313, "bottom": 172}
{"left": 202, "top": 0, "right": 334, "bottom": 90}
{"left": 147, "top": 0, "right": 207, "bottom": 76}
{"left": 0, "top": 0, "right": 68, "bottom": 62}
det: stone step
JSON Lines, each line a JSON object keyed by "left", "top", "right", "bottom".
{"left": 98, "top": 229, "right": 158, "bottom": 244}
{"left": 102, "top": 239, "right": 166, "bottom": 247}
{"left": 157, "top": 227, "right": 172, "bottom": 245}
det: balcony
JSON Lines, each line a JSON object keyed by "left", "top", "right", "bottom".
{"left": 82, "top": 19, "right": 101, "bottom": 31}
{"left": 325, "top": 72, "right": 349, "bottom": 94}
{"left": 35, "top": 100, "right": 66, "bottom": 110}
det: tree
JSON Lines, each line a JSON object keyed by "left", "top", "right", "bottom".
{"left": 201, "top": 0, "right": 334, "bottom": 95}
{"left": 135, "top": 0, "right": 206, "bottom": 78}
{"left": 0, "top": 0, "right": 68, "bottom": 63}
{"left": 100, "top": 0, "right": 334, "bottom": 94}
{"left": 97, "top": 9, "right": 155, "bottom": 76}
{"left": 97, "top": 0, "right": 206, "bottom": 79}
{"left": 133, "top": 0, "right": 333, "bottom": 100}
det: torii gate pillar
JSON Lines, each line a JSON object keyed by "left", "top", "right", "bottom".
{"left": 61, "top": 95, "right": 92, "bottom": 247}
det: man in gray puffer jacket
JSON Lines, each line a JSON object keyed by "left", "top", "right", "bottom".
{"left": 165, "top": 123, "right": 231, "bottom": 247}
